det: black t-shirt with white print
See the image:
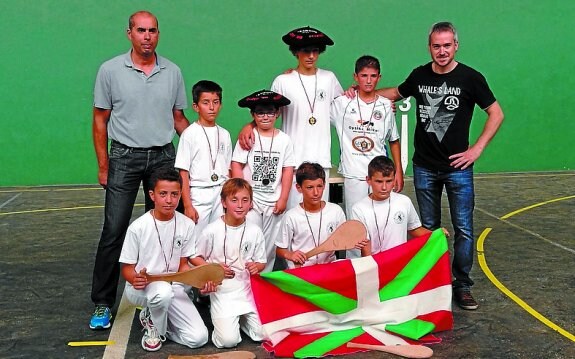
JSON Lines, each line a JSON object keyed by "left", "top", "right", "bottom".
{"left": 398, "top": 62, "right": 496, "bottom": 172}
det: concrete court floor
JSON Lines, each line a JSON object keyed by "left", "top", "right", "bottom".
{"left": 0, "top": 172, "right": 574, "bottom": 359}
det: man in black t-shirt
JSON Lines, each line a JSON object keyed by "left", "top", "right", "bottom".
{"left": 376, "top": 22, "right": 504, "bottom": 310}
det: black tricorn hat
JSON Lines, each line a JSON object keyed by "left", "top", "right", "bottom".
{"left": 238, "top": 90, "right": 291, "bottom": 110}
{"left": 281, "top": 26, "right": 334, "bottom": 47}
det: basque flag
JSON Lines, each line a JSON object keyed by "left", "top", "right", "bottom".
{"left": 251, "top": 229, "right": 453, "bottom": 358}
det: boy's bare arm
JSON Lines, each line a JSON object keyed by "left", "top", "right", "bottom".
{"left": 189, "top": 256, "right": 207, "bottom": 267}
{"left": 276, "top": 247, "right": 306, "bottom": 265}
{"left": 121, "top": 263, "right": 148, "bottom": 289}
{"left": 238, "top": 121, "right": 256, "bottom": 150}
{"left": 230, "top": 161, "right": 245, "bottom": 179}
{"left": 388, "top": 140, "right": 404, "bottom": 192}
{"left": 177, "top": 257, "right": 191, "bottom": 272}
{"left": 274, "top": 166, "right": 294, "bottom": 214}
{"left": 408, "top": 226, "right": 432, "bottom": 238}
{"left": 245, "top": 261, "right": 265, "bottom": 275}
{"left": 360, "top": 240, "right": 372, "bottom": 257}
{"left": 179, "top": 169, "right": 198, "bottom": 223}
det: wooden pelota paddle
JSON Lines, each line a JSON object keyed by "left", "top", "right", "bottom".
{"left": 145, "top": 263, "right": 224, "bottom": 288}
{"left": 304, "top": 219, "right": 366, "bottom": 259}
{"left": 168, "top": 350, "right": 256, "bottom": 359}
{"left": 347, "top": 342, "right": 433, "bottom": 358}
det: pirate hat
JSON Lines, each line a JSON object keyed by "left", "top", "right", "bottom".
{"left": 238, "top": 89, "right": 291, "bottom": 110}
{"left": 281, "top": 26, "right": 334, "bottom": 48}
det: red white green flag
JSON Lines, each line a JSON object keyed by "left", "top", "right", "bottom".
{"left": 251, "top": 229, "right": 453, "bottom": 358}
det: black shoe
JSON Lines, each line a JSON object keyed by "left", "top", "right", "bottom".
{"left": 454, "top": 289, "right": 478, "bottom": 310}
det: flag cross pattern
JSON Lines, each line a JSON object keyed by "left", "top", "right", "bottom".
{"left": 252, "top": 229, "right": 453, "bottom": 358}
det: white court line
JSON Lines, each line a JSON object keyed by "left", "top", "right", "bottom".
{"left": 0, "top": 193, "right": 21, "bottom": 209}
{"left": 103, "top": 285, "right": 136, "bottom": 359}
{"left": 476, "top": 206, "right": 575, "bottom": 255}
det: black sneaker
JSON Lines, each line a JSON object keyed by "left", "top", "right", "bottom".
{"left": 454, "top": 289, "right": 478, "bottom": 310}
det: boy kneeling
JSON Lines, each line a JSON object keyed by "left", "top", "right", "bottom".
{"left": 352, "top": 156, "right": 430, "bottom": 256}
{"left": 119, "top": 167, "right": 209, "bottom": 352}
{"left": 190, "top": 179, "right": 267, "bottom": 348}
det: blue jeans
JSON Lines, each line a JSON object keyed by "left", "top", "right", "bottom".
{"left": 413, "top": 164, "right": 475, "bottom": 290}
{"left": 91, "top": 141, "right": 176, "bottom": 307}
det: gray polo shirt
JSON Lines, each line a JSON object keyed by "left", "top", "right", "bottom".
{"left": 93, "top": 51, "right": 188, "bottom": 148}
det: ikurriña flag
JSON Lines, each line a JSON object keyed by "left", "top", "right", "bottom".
{"left": 250, "top": 229, "right": 453, "bottom": 358}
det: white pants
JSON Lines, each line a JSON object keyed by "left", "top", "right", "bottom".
{"left": 211, "top": 311, "right": 264, "bottom": 348}
{"left": 286, "top": 168, "right": 331, "bottom": 210}
{"left": 125, "top": 281, "right": 209, "bottom": 349}
{"left": 191, "top": 185, "right": 224, "bottom": 234}
{"left": 344, "top": 177, "right": 370, "bottom": 259}
{"left": 247, "top": 201, "right": 283, "bottom": 272}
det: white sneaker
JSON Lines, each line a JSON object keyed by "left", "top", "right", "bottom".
{"left": 139, "top": 307, "right": 166, "bottom": 351}
{"left": 139, "top": 307, "right": 150, "bottom": 327}
{"left": 141, "top": 321, "right": 166, "bottom": 351}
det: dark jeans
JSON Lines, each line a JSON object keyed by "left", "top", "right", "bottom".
{"left": 413, "top": 164, "right": 475, "bottom": 290}
{"left": 91, "top": 141, "right": 176, "bottom": 307}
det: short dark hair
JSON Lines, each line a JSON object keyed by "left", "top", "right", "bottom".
{"left": 128, "top": 11, "right": 158, "bottom": 30}
{"left": 220, "top": 178, "right": 253, "bottom": 202}
{"left": 192, "top": 80, "right": 223, "bottom": 104}
{"left": 428, "top": 21, "right": 458, "bottom": 44}
{"left": 295, "top": 162, "right": 325, "bottom": 186}
{"left": 149, "top": 166, "right": 182, "bottom": 190}
{"left": 250, "top": 104, "right": 279, "bottom": 115}
{"left": 368, "top": 156, "right": 396, "bottom": 178}
{"left": 355, "top": 55, "right": 380, "bottom": 74}
{"left": 289, "top": 44, "right": 327, "bottom": 57}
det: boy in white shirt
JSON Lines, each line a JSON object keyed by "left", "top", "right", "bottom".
{"left": 175, "top": 80, "right": 232, "bottom": 235}
{"left": 190, "top": 178, "right": 266, "bottom": 348}
{"left": 238, "top": 26, "right": 344, "bottom": 209}
{"left": 119, "top": 167, "right": 210, "bottom": 352}
{"left": 330, "top": 55, "right": 403, "bottom": 258}
{"left": 231, "top": 90, "right": 295, "bottom": 272}
{"left": 276, "top": 162, "right": 350, "bottom": 268}
{"left": 352, "top": 156, "right": 430, "bottom": 256}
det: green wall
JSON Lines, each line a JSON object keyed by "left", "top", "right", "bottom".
{"left": 2, "top": 0, "right": 574, "bottom": 186}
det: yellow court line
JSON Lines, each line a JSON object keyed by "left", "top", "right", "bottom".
{"left": 0, "top": 204, "right": 144, "bottom": 216}
{"left": 68, "top": 341, "right": 115, "bottom": 347}
{"left": 500, "top": 195, "right": 575, "bottom": 219}
{"left": 0, "top": 187, "right": 101, "bottom": 193}
{"left": 478, "top": 194, "right": 575, "bottom": 343}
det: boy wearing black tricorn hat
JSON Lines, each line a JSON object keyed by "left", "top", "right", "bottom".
{"left": 238, "top": 26, "right": 343, "bottom": 210}
{"left": 231, "top": 90, "right": 296, "bottom": 272}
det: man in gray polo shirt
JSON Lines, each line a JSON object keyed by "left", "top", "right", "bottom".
{"left": 89, "top": 10, "right": 190, "bottom": 330}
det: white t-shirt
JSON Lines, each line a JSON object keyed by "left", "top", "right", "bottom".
{"left": 351, "top": 192, "right": 421, "bottom": 254}
{"left": 277, "top": 202, "right": 346, "bottom": 268}
{"left": 232, "top": 129, "right": 296, "bottom": 205}
{"left": 271, "top": 68, "right": 343, "bottom": 168}
{"left": 175, "top": 122, "right": 232, "bottom": 187}
{"left": 195, "top": 218, "right": 266, "bottom": 318}
{"left": 330, "top": 94, "right": 399, "bottom": 179}
{"left": 119, "top": 211, "right": 197, "bottom": 285}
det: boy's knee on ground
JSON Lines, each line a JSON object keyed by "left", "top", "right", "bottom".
{"left": 212, "top": 328, "right": 241, "bottom": 348}
{"left": 177, "top": 326, "right": 209, "bottom": 349}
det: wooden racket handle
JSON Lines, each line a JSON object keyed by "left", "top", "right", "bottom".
{"left": 347, "top": 342, "right": 433, "bottom": 358}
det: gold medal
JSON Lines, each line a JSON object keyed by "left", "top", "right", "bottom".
{"left": 262, "top": 178, "right": 270, "bottom": 186}
{"left": 297, "top": 71, "right": 318, "bottom": 127}
{"left": 200, "top": 123, "right": 221, "bottom": 184}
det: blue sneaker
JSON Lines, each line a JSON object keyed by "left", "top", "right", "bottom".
{"left": 89, "top": 306, "right": 112, "bottom": 330}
